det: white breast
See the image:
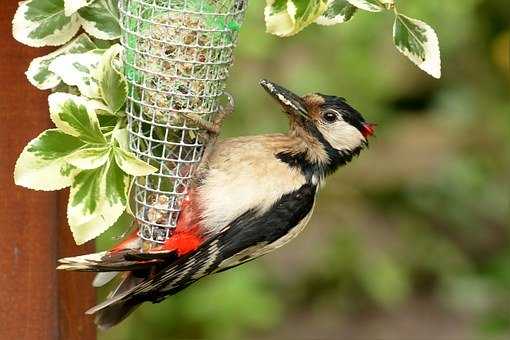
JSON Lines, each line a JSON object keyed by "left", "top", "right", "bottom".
{"left": 196, "top": 136, "right": 306, "bottom": 234}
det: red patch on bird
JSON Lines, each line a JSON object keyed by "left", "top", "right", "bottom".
{"left": 162, "top": 190, "right": 204, "bottom": 256}
{"left": 163, "top": 228, "right": 203, "bottom": 256}
{"left": 361, "top": 122, "right": 376, "bottom": 138}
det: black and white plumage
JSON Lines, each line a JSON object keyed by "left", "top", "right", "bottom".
{"left": 58, "top": 79, "right": 375, "bottom": 329}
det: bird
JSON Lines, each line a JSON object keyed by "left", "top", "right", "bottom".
{"left": 57, "top": 79, "right": 376, "bottom": 329}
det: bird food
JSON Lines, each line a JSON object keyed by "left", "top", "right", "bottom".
{"left": 119, "top": 0, "right": 247, "bottom": 247}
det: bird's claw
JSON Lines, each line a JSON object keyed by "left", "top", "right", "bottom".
{"left": 182, "top": 92, "right": 234, "bottom": 136}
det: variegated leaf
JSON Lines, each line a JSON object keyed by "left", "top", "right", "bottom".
{"left": 66, "top": 145, "right": 111, "bottom": 169}
{"left": 64, "top": 0, "right": 91, "bottom": 16}
{"left": 78, "top": 0, "right": 121, "bottom": 40}
{"left": 393, "top": 14, "right": 441, "bottom": 79}
{"left": 86, "top": 98, "right": 112, "bottom": 115}
{"left": 315, "top": 0, "right": 357, "bottom": 26}
{"left": 48, "top": 93, "right": 106, "bottom": 144}
{"left": 12, "top": 0, "right": 81, "bottom": 47}
{"left": 345, "top": 0, "right": 384, "bottom": 12}
{"left": 68, "top": 159, "right": 128, "bottom": 244}
{"left": 14, "top": 129, "right": 83, "bottom": 191}
{"left": 26, "top": 33, "right": 97, "bottom": 90}
{"left": 112, "top": 128, "right": 129, "bottom": 150}
{"left": 48, "top": 49, "right": 105, "bottom": 98}
{"left": 265, "top": 0, "right": 329, "bottom": 37}
{"left": 113, "top": 147, "right": 157, "bottom": 176}
{"left": 96, "top": 45, "right": 128, "bottom": 114}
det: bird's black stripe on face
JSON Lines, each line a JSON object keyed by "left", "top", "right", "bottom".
{"left": 320, "top": 95, "right": 367, "bottom": 134}
{"left": 276, "top": 119, "right": 364, "bottom": 180}
{"left": 131, "top": 183, "right": 317, "bottom": 302}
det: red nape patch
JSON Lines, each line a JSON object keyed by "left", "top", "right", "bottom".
{"left": 163, "top": 229, "right": 203, "bottom": 256}
{"left": 361, "top": 122, "right": 376, "bottom": 138}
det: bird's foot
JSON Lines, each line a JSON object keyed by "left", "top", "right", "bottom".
{"left": 182, "top": 92, "right": 234, "bottom": 136}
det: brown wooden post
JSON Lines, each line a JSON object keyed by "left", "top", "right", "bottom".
{"left": 0, "top": 2, "right": 96, "bottom": 339}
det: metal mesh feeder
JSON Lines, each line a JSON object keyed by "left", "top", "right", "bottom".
{"left": 119, "top": 0, "right": 247, "bottom": 248}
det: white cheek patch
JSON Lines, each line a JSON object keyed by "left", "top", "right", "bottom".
{"left": 318, "top": 120, "right": 365, "bottom": 151}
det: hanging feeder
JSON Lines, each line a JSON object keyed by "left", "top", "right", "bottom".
{"left": 118, "top": 0, "right": 247, "bottom": 248}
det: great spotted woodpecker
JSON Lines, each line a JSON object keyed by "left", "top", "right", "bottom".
{"left": 58, "top": 79, "right": 375, "bottom": 329}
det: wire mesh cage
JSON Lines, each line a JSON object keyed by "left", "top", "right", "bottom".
{"left": 119, "top": 0, "right": 247, "bottom": 248}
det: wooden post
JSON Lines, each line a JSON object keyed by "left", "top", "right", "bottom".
{"left": 0, "top": 2, "right": 96, "bottom": 339}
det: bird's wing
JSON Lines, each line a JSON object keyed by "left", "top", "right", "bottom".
{"left": 88, "top": 182, "right": 317, "bottom": 327}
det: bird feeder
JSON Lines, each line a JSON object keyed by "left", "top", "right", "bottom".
{"left": 118, "top": 0, "right": 247, "bottom": 248}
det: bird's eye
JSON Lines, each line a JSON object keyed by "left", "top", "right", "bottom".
{"left": 322, "top": 110, "right": 338, "bottom": 123}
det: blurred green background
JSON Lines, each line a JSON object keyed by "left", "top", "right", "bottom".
{"left": 99, "top": 0, "right": 509, "bottom": 339}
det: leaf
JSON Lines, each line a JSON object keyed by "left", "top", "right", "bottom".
{"left": 14, "top": 129, "right": 83, "bottom": 191}
{"left": 12, "top": 0, "right": 81, "bottom": 47}
{"left": 345, "top": 0, "right": 384, "bottom": 12}
{"left": 48, "top": 49, "right": 105, "bottom": 98}
{"left": 393, "top": 14, "right": 441, "bottom": 78}
{"left": 78, "top": 0, "right": 121, "bottom": 40}
{"left": 97, "top": 45, "right": 128, "bottom": 114}
{"left": 379, "top": 0, "right": 394, "bottom": 8}
{"left": 64, "top": 0, "right": 91, "bottom": 16}
{"left": 315, "top": 0, "right": 357, "bottom": 26}
{"left": 68, "top": 158, "right": 128, "bottom": 244}
{"left": 113, "top": 147, "right": 157, "bottom": 177}
{"left": 110, "top": 209, "right": 135, "bottom": 232}
{"left": 112, "top": 127, "right": 129, "bottom": 150}
{"left": 66, "top": 145, "right": 111, "bottom": 169}
{"left": 48, "top": 93, "right": 106, "bottom": 144}
{"left": 265, "top": 0, "right": 329, "bottom": 37}
{"left": 86, "top": 98, "right": 112, "bottom": 116}
{"left": 25, "top": 33, "right": 97, "bottom": 90}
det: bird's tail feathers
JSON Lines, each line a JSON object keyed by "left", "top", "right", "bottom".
{"left": 93, "top": 272, "right": 119, "bottom": 287}
{"left": 87, "top": 272, "right": 145, "bottom": 330}
{"left": 93, "top": 298, "right": 140, "bottom": 330}
{"left": 57, "top": 250, "right": 162, "bottom": 272}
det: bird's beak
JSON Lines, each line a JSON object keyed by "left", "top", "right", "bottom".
{"left": 260, "top": 79, "right": 308, "bottom": 118}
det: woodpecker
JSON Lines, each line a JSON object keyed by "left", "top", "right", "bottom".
{"left": 58, "top": 79, "right": 376, "bottom": 329}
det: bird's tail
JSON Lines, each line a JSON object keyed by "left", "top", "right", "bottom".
{"left": 85, "top": 242, "right": 214, "bottom": 329}
{"left": 92, "top": 297, "right": 140, "bottom": 330}
{"left": 57, "top": 250, "right": 166, "bottom": 272}
{"left": 86, "top": 271, "right": 145, "bottom": 330}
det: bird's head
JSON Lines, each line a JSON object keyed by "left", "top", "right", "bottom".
{"left": 260, "top": 79, "right": 375, "bottom": 175}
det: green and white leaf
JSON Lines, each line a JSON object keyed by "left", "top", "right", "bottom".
{"left": 12, "top": 0, "right": 81, "bottom": 47}
{"left": 113, "top": 147, "right": 157, "bottom": 176}
{"left": 345, "top": 0, "right": 384, "bottom": 12}
{"left": 265, "top": 0, "right": 329, "bottom": 37}
{"left": 26, "top": 33, "right": 97, "bottom": 90}
{"left": 393, "top": 14, "right": 441, "bottom": 79}
{"left": 48, "top": 49, "right": 104, "bottom": 98}
{"left": 68, "top": 159, "right": 128, "bottom": 244}
{"left": 14, "top": 129, "right": 83, "bottom": 191}
{"left": 378, "top": 0, "right": 394, "bottom": 8}
{"left": 66, "top": 145, "right": 111, "bottom": 169}
{"left": 315, "top": 0, "right": 357, "bottom": 26}
{"left": 78, "top": 0, "right": 121, "bottom": 40}
{"left": 48, "top": 93, "right": 106, "bottom": 144}
{"left": 86, "top": 98, "right": 112, "bottom": 115}
{"left": 112, "top": 128, "right": 129, "bottom": 150}
{"left": 64, "top": 0, "right": 91, "bottom": 16}
{"left": 96, "top": 45, "right": 128, "bottom": 114}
